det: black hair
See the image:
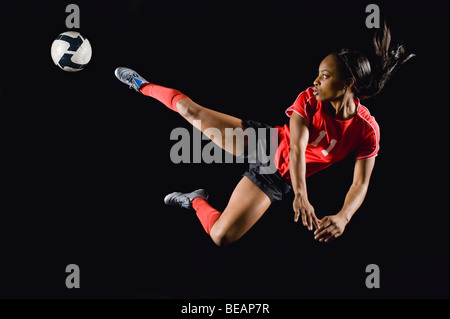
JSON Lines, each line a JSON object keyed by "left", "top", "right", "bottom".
{"left": 333, "top": 23, "right": 415, "bottom": 100}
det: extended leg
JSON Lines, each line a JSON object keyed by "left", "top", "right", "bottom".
{"left": 175, "top": 98, "right": 248, "bottom": 156}
{"left": 114, "top": 67, "right": 249, "bottom": 156}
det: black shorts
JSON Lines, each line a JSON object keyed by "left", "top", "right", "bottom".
{"left": 241, "top": 119, "right": 291, "bottom": 203}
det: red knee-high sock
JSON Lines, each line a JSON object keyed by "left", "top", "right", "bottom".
{"left": 192, "top": 198, "right": 221, "bottom": 235}
{"left": 139, "top": 83, "right": 188, "bottom": 112}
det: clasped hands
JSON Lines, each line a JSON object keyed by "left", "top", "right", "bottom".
{"left": 293, "top": 195, "right": 348, "bottom": 242}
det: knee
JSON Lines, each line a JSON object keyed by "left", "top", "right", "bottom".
{"left": 210, "top": 226, "right": 236, "bottom": 247}
{"left": 176, "top": 98, "right": 198, "bottom": 118}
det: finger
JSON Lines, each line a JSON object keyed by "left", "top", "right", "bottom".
{"left": 314, "top": 218, "right": 331, "bottom": 235}
{"left": 294, "top": 210, "right": 299, "bottom": 222}
{"left": 315, "top": 224, "right": 333, "bottom": 240}
{"left": 316, "top": 219, "right": 323, "bottom": 228}
{"left": 307, "top": 206, "right": 315, "bottom": 227}
{"left": 314, "top": 227, "right": 328, "bottom": 240}
{"left": 320, "top": 227, "right": 341, "bottom": 242}
{"left": 315, "top": 229, "right": 328, "bottom": 241}
{"left": 318, "top": 230, "right": 333, "bottom": 242}
{"left": 312, "top": 215, "right": 320, "bottom": 230}
{"left": 306, "top": 213, "right": 313, "bottom": 231}
{"left": 318, "top": 216, "right": 330, "bottom": 224}
{"left": 323, "top": 229, "right": 340, "bottom": 243}
{"left": 301, "top": 211, "right": 307, "bottom": 227}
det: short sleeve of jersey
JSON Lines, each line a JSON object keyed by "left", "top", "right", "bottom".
{"left": 355, "top": 112, "right": 381, "bottom": 160}
{"left": 285, "top": 87, "right": 316, "bottom": 123}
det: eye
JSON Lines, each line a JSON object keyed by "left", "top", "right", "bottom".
{"left": 321, "top": 74, "right": 329, "bottom": 79}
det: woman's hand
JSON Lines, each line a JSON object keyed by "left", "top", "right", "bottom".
{"left": 293, "top": 195, "right": 319, "bottom": 231}
{"left": 314, "top": 214, "right": 348, "bottom": 242}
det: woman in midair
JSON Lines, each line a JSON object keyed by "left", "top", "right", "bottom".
{"left": 115, "top": 24, "right": 413, "bottom": 246}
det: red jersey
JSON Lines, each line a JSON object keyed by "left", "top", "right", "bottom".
{"left": 275, "top": 87, "right": 380, "bottom": 181}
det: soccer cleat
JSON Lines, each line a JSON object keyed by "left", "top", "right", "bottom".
{"left": 164, "top": 189, "right": 209, "bottom": 209}
{"left": 114, "top": 67, "right": 149, "bottom": 92}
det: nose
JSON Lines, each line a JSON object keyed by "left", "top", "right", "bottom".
{"left": 313, "top": 75, "right": 321, "bottom": 87}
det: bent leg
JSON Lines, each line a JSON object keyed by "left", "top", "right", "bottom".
{"left": 208, "top": 176, "right": 271, "bottom": 246}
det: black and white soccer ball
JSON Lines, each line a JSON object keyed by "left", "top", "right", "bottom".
{"left": 51, "top": 31, "right": 92, "bottom": 72}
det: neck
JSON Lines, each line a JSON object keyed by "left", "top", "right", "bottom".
{"left": 329, "top": 92, "right": 357, "bottom": 121}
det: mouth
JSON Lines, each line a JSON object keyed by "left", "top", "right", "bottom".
{"left": 313, "top": 87, "right": 319, "bottom": 96}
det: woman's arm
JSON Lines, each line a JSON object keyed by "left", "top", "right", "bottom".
{"left": 314, "top": 157, "right": 376, "bottom": 242}
{"left": 289, "top": 112, "right": 320, "bottom": 231}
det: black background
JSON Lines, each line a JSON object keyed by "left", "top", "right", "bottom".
{"left": 0, "top": 0, "right": 448, "bottom": 300}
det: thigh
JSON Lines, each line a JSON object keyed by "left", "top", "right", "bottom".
{"left": 210, "top": 176, "right": 271, "bottom": 244}
{"left": 176, "top": 98, "right": 248, "bottom": 155}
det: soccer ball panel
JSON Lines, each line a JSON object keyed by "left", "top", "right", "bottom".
{"left": 72, "top": 39, "right": 92, "bottom": 65}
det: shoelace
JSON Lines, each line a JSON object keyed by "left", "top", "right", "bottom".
{"left": 126, "top": 73, "right": 134, "bottom": 89}
{"left": 180, "top": 196, "right": 190, "bottom": 205}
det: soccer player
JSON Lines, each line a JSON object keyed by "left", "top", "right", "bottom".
{"left": 115, "top": 25, "right": 414, "bottom": 246}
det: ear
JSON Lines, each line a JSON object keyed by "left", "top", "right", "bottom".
{"left": 345, "top": 78, "right": 356, "bottom": 89}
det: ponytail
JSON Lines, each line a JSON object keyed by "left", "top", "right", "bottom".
{"left": 334, "top": 23, "right": 415, "bottom": 100}
{"left": 368, "top": 22, "right": 416, "bottom": 98}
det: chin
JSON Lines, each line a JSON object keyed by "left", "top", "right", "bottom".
{"left": 316, "top": 95, "right": 327, "bottom": 102}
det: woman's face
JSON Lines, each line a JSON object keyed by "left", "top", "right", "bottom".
{"left": 313, "top": 54, "right": 348, "bottom": 102}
